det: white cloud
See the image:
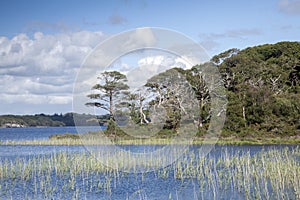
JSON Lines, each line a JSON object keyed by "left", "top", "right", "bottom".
{"left": 0, "top": 94, "right": 72, "bottom": 105}
{"left": 138, "top": 55, "right": 165, "bottom": 66}
{"left": 137, "top": 55, "right": 192, "bottom": 70}
{"left": 72, "top": 28, "right": 202, "bottom": 115}
{"left": 0, "top": 31, "right": 105, "bottom": 113}
{"left": 73, "top": 28, "right": 159, "bottom": 105}
{"left": 125, "top": 55, "right": 193, "bottom": 89}
{"left": 123, "top": 27, "right": 156, "bottom": 50}
{"left": 278, "top": 0, "right": 300, "bottom": 15}
{"left": 175, "top": 56, "right": 193, "bottom": 69}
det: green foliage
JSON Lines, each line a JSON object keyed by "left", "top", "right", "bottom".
{"left": 80, "top": 41, "right": 300, "bottom": 139}
{"left": 183, "top": 65, "right": 211, "bottom": 130}
{"left": 223, "top": 92, "right": 246, "bottom": 133}
{"left": 0, "top": 113, "right": 99, "bottom": 127}
{"left": 216, "top": 41, "right": 300, "bottom": 137}
{"left": 86, "top": 71, "right": 129, "bottom": 119}
{"left": 211, "top": 48, "right": 239, "bottom": 64}
{"left": 0, "top": 114, "right": 65, "bottom": 127}
{"left": 156, "top": 128, "right": 177, "bottom": 138}
{"left": 49, "top": 133, "right": 80, "bottom": 140}
{"left": 104, "top": 119, "right": 132, "bottom": 139}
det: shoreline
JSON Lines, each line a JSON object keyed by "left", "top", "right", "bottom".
{"left": 1, "top": 136, "right": 300, "bottom": 146}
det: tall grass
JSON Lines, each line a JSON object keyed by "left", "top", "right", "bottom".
{"left": 0, "top": 146, "right": 299, "bottom": 199}
{"left": 2, "top": 137, "right": 300, "bottom": 146}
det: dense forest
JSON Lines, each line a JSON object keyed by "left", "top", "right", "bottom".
{"left": 182, "top": 41, "right": 300, "bottom": 137}
{"left": 214, "top": 41, "right": 300, "bottom": 137}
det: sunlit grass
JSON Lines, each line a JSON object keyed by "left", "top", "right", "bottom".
{"left": 1, "top": 135, "right": 300, "bottom": 146}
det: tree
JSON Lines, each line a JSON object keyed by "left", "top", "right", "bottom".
{"left": 184, "top": 65, "right": 211, "bottom": 130}
{"left": 211, "top": 48, "right": 239, "bottom": 64}
{"left": 116, "top": 89, "right": 150, "bottom": 125}
{"left": 145, "top": 69, "right": 197, "bottom": 131}
{"left": 85, "top": 71, "right": 129, "bottom": 120}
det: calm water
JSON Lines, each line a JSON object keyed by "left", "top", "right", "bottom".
{"left": 0, "top": 126, "right": 102, "bottom": 141}
{"left": 0, "top": 127, "right": 299, "bottom": 200}
{"left": 0, "top": 126, "right": 297, "bottom": 158}
{"left": 0, "top": 126, "right": 102, "bottom": 159}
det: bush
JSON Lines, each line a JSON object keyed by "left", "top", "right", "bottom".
{"left": 104, "top": 119, "right": 133, "bottom": 139}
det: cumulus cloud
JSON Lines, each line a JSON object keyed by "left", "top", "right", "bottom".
{"left": 73, "top": 28, "right": 202, "bottom": 115}
{"left": 0, "top": 31, "right": 105, "bottom": 113}
{"left": 136, "top": 55, "right": 192, "bottom": 70}
{"left": 73, "top": 28, "right": 158, "bottom": 96}
{"left": 121, "top": 27, "right": 156, "bottom": 51}
{"left": 0, "top": 93, "right": 72, "bottom": 105}
{"left": 125, "top": 54, "right": 193, "bottom": 89}
{"left": 278, "top": 0, "right": 300, "bottom": 15}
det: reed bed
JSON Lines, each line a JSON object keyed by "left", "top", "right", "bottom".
{"left": 1, "top": 136, "right": 300, "bottom": 146}
{"left": 0, "top": 146, "right": 299, "bottom": 199}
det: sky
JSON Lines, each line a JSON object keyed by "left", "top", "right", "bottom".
{"left": 0, "top": 0, "right": 299, "bottom": 115}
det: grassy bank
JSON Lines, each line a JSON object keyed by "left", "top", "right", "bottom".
{"left": 1, "top": 135, "right": 300, "bottom": 146}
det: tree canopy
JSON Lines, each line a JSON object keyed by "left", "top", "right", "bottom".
{"left": 215, "top": 41, "right": 300, "bottom": 136}
{"left": 86, "top": 71, "right": 129, "bottom": 120}
{"left": 84, "top": 41, "right": 300, "bottom": 138}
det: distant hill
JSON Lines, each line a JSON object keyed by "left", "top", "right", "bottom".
{"left": 0, "top": 113, "right": 109, "bottom": 127}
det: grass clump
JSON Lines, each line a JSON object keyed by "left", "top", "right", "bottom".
{"left": 49, "top": 133, "right": 80, "bottom": 140}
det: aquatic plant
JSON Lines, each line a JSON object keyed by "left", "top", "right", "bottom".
{"left": 0, "top": 146, "right": 299, "bottom": 199}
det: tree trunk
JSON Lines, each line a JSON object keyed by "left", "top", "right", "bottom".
{"left": 139, "top": 98, "right": 149, "bottom": 124}
{"left": 109, "top": 91, "right": 113, "bottom": 120}
{"left": 242, "top": 106, "right": 246, "bottom": 127}
{"left": 242, "top": 93, "right": 246, "bottom": 127}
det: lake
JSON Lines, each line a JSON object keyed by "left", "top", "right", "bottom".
{"left": 0, "top": 127, "right": 299, "bottom": 199}
{"left": 0, "top": 126, "right": 102, "bottom": 141}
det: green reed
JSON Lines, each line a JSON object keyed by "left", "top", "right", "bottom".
{"left": 0, "top": 146, "right": 299, "bottom": 199}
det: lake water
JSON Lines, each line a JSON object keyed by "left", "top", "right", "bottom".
{"left": 0, "top": 126, "right": 102, "bottom": 141}
{"left": 0, "top": 127, "right": 299, "bottom": 200}
{"left": 0, "top": 126, "right": 296, "bottom": 159}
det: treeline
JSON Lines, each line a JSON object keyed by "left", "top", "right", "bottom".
{"left": 0, "top": 113, "right": 108, "bottom": 127}
{"left": 86, "top": 41, "right": 300, "bottom": 138}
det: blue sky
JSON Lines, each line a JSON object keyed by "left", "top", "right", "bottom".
{"left": 0, "top": 0, "right": 299, "bottom": 114}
